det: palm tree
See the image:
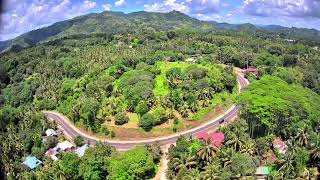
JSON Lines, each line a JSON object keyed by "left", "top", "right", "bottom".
{"left": 295, "top": 127, "right": 310, "bottom": 146}
{"left": 197, "top": 139, "right": 219, "bottom": 163}
{"left": 179, "top": 103, "right": 189, "bottom": 118}
{"left": 201, "top": 161, "right": 222, "bottom": 180}
{"left": 225, "top": 132, "right": 246, "bottom": 151}
{"left": 219, "top": 148, "right": 236, "bottom": 167}
{"left": 240, "top": 142, "right": 256, "bottom": 156}
{"left": 186, "top": 168, "right": 201, "bottom": 180}
{"left": 172, "top": 153, "right": 197, "bottom": 171}
{"left": 278, "top": 150, "right": 296, "bottom": 178}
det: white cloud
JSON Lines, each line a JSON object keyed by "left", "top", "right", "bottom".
{"left": 144, "top": 0, "right": 219, "bottom": 15}
{"left": 102, "top": 3, "right": 112, "bottom": 11}
{"left": 0, "top": 0, "right": 97, "bottom": 41}
{"left": 115, "top": 0, "right": 127, "bottom": 7}
{"left": 242, "top": 0, "right": 320, "bottom": 18}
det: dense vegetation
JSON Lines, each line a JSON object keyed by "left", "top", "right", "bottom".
{"left": 0, "top": 10, "right": 320, "bottom": 179}
{"left": 20, "top": 143, "right": 160, "bottom": 179}
{"left": 167, "top": 76, "right": 320, "bottom": 179}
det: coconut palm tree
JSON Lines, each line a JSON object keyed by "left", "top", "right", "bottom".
{"left": 179, "top": 103, "right": 189, "bottom": 118}
{"left": 240, "top": 142, "right": 256, "bottom": 156}
{"left": 278, "top": 150, "right": 296, "bottom": 178}
{"left": 201, "top": 162, "right": 221, "bottom": 180}
{"left": 219, "top": 148, "right": 236, "bottom": 167}
{"left": 295, "top": 127, "right": 310, "bottom": 146}
{"left": 172, "top": 153, "right": 197, "bottom": 171}
{"left": 225, "top": 131, "right": 246, "bottom": 151}
{"left": 197, "top": 139, "right": 219, "bottom": 163}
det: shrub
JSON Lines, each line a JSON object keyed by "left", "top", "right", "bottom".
{"left": 74, "top": 135, "right": 84, "bottom": 146}
{"left": 135, "top": 101, "right": 149, "bottom": 116}
{"left": 139, "top": 113, "right": 156, "bottom": 131}
{"left": 152, "top": 107, "right": 169, "bottom": 125}
{"left": 100, "top": 124, "right": 110, "bottom": 136}
{"left": 115, "top": 113, "right": 129, "bottom": 125}
{"left": 110, "top": 131, "right": 116, "bottom": 138}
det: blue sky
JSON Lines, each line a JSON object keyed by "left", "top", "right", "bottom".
{"left": 1, "top": 0, "right": 320, "bottom": 41}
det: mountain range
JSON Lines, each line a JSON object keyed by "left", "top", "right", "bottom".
{"left": 1, "top": 10, "right": 320, "bottom": 52}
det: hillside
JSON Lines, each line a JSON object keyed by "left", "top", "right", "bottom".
{"left": 0, "top": 11, "right": 207, "bottom": 52}
{"left": 2, "top": 10, "right": 320, "bottom": 53}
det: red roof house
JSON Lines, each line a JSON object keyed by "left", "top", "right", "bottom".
{"left": 273, "top": 138, "right": 288, "bottom": 155}
{"left": 242, "top": 68, "right": 258, "bottom": 73}
{"left": 196, "top": 132, "right": 225, "bottom": 148}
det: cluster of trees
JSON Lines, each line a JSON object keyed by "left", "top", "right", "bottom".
{"left": 21, "top": 143, "right": 161, "bottom": 180}
{"left": 167, "top": 75, "right": 320, "bottom": 179}
{"left": 0, "top": 12, "right": 320, "bottom": 178}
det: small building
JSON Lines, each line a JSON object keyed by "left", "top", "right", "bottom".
{"left": 54, "top": 141, "right": 75, "bottom": 152}
{"left": 75, "top": 144, "right": 88, "bottom": 157}
{"left": 196, "top": 132, "right": 225, "bottom": 148}
{"left": 45, "top": 129, "right": 57, "bottom": 137}
{"left": 185, "top": 58, "right": 196, "bottom": 63}
{"left": 255, "top": 166, "right": 269, "bottom": 180}
{"left": 45, "top": 149, "right": 59, "bottom": 161}
{"left": 242, "top": 68, "right": 258, "bottom": 74}
{"left": 22, "top": 156, "right": 42, "bottom": 171}
{"left": 273, "top": 138, "right": 288, "bottom": 155}
{"left": 164, "top": 57, "right": 172, "bottom": 62}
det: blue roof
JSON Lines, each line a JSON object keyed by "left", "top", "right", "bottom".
{"left": 255, "top": 166, "right": 269, "bottom": 175}
{"left": 23, "top": 156, "right": 42, "bottom": 170}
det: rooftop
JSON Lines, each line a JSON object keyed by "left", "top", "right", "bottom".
{"left": 75, "top": 144, "right": 88, "bottom": 157}
{"left": 22, "top": 156, "right": 42, "bottom": 170}
{"left": 196, "top": 132, "right": 225, "bottom": 148}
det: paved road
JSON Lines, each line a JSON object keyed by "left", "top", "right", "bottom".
{"left": 43, "top": 73, "right": 249, "bottom": 149}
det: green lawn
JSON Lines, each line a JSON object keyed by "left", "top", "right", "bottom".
{"left": 153, "top": 61, "right": 211, "bottom": 97}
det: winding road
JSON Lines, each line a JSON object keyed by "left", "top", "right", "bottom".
{"left": 43, "top": 72, "right": 249, "bottom": 150}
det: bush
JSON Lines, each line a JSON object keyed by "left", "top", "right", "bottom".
{"left": 139, "top": 113, "right": 156, "bottom": 131}
{"left": 110, "top": 131, "right": 116, "bottom": 138}
{"left": 152, "top": 107, "right": 168, "bottom": 125}
{"left": 100, "top": 124, "right": 110, "bottom": 136}
{"left": 74, "top": 135, "right": 84, "bottom": 146}
{"left": 115, "top": 113, "right": 129, "bottom": 125}
{"left": 135, "top": 101, "right": 149, "bottom": 116}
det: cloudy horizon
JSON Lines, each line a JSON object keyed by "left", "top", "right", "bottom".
{"left": 1, "top": 0, "right": 320, "bottom": 41}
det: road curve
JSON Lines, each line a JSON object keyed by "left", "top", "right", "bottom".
{"left": 43, "top": 73, "right": 249, "bottom": 149}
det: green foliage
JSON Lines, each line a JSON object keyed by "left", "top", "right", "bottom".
{"left": 139, "top": 113, "right": 156, "bottom": 131}
{"left": 229, "top": 153, "right": 258, "bottom": 177}
{"left": 1, "top": 10, "right": 320, "bottom": 179}
{"left": 58, "top": 153, "right": 81, "bottom": 179}
{"left": 74, "top": 135, "right": 84, "bottom": 146}
{"left": 108, "top": 146, "right": 156, "bottom": 180}
{"left": 135, "top": 101, "right": 149, "bottom": 116}
{"left": 115, "top": 112, "right": 129, "bottom": 125}
{"left": 238, "top": 75, "right": 320, "bottom": 138}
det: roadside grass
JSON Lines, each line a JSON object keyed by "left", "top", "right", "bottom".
{"left": 191, "top": 85, "right": 238, "bottom": 121}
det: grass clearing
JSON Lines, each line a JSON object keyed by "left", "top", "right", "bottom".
{"left": 153, "top": 61, "right": 212, "bottom": 97}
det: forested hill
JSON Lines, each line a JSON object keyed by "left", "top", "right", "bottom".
{"left": 2, "top": 10, "right": 320, "bottom": 53}
{"left": 207, "top": 22, "right": 320, "bottom": 46}
{"left": 0, "top": 11, "right": 205, "bottom": 52}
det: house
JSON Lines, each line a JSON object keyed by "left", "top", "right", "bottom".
{"left": 196, "top": 132, "right": 225, "bottom": 148}
{"left": 22, "top": 156, "right": 42, "bottom": 171}
{"left": 75, "top": 144, "right": 88, "bottom": 157}
{"left": 185, "top": 58, "right": 196, "bottom": 63}
{"left": 242, "top": 68, "right": 258, "bottom": 74}
{"left": 255, "top": 166, "right": 269, "bottom": 180}
{"left": 164, "top": 57, "right": 172, "bottom": 62}
{"left": 273, "top": 138, "right": 288, "bottom": 155}
{"left": 45, "top": 129, "right": 57, "bottom": 137}
{"left": 45, "top": 149, "right": 59, "bottom": 161}
{"left": 54, "top": 141, "right": 75, "bottom": 152}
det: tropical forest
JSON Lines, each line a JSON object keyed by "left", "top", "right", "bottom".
{"left": 0, "top": 5, "right": 320, "bottom": 180}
